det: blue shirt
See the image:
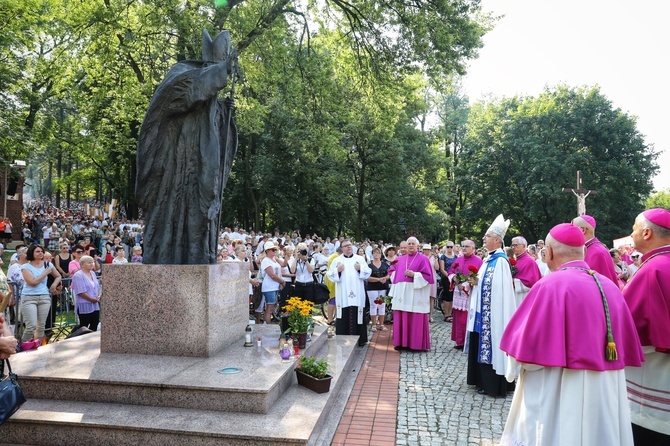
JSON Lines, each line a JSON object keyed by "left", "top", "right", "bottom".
{"left": 20, "top": 263, "right": 50, "bottom": 295}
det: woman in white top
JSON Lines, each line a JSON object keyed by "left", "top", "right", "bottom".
{"left": 20, "top": 244, "right": 61, "bottom": 344}
{"left": 260, "top": 241, "right": 285, "bottom": 324}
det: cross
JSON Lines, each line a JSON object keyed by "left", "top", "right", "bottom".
{"left": 562, "top": 170, "right": 597, "bottom": 216}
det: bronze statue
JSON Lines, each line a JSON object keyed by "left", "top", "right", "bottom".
{"left": 136, "top": 30, "right": 238, "bottom": 264}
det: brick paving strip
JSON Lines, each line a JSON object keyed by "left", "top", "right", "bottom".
{"left": 333, "top": 321, "right": 512, "bottom": 446}
{"left": 332, "top": 327, "right": 399, "bottom": 446}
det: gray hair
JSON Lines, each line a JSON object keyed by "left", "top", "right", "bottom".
{"left": 512, "top": 236, "right": 527, "bottom": 247}
{"left": 638, "top": 214, "right": 670, "bottom": 238}
{"left": 80, "top": 255, "right": 95, "bottom": 265}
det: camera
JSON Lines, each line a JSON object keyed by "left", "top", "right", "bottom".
{"left": 299, "top": 249, "right": 308, "bottom": 256}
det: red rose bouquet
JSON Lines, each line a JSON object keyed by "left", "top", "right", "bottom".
{"left": 509, "top": 257, "right": 518, "bottom": 276}
{"left": 467, "top": 264, "right": 480, "bottom": 286}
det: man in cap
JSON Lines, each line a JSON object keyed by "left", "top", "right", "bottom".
{"left": 500, "top": 223, "right": 643, "bottom": 445}
{"left": 327, "top": 239, "right": 371, "bottom": 346}
{"left": 622, "top": 208, "right": 670, "bottom": 445}
{"left": 627, "top": 251, "right": 642, "bottom": 275}
{"left": 466, "top": 214, "right": 517, "bottom": 396}
{"left": 510, "top": 236, "right": 542, "bottom": 306}
{"left": 571, "top": 214, "right": 619, "bottom": 285}
{"left": 390, "top": 237, "right": 435, "bottom": 351}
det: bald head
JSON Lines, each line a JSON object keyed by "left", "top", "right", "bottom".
{"left": 572, "top": 216, "right": 595, "bottom": 241}
{"left": 545, "top": 234, "right": 585, "bottom": 271}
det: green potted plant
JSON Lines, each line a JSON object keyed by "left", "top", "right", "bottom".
{"left": 295, "top": 355, "right": 332, "bottom": 393}
{"left": 283, "top": 296, "right": 314, "bottom": 348}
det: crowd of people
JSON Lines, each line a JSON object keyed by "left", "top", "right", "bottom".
{"left": 1, "top": 196, "right": 668, "bottom": 446}
{"left": 235, "top": 210, "right": 669, "bottom": 446}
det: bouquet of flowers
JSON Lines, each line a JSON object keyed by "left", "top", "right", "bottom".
{"left": 451, "top": 263, "right": 467, "bottom": 286}
{"left": 467, "top": 264, "right": 480, "bottom": 286}
{"left": 283, "top": 297, "right": 314, "bottom": 334}
{"left": 509, "top": 258, "right": 518, "bottom": 276}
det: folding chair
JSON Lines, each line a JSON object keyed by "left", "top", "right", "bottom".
{"left": 49, "top": 277, "right": 79, "bottom": 341}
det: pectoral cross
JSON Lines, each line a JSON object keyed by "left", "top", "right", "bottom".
{"left": 562, "top": 170, "right": 597, "bottom": 216}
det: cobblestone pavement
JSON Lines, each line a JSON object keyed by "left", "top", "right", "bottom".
{"left": 396, "top": 319, "right": 512, "bottom": 446}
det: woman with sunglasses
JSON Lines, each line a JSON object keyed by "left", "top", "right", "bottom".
{"left": 68, "top": 244, "right": 86, "bottom": 276}
{"left": 20, "top": 244, "right": 62, "bottom": 345}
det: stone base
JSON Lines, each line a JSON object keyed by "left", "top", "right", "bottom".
{"left": 3, "top": 327, "right": 362, "bottom": 445}
{"left": 101, "top": 262, "right": 248, "bottom": 357}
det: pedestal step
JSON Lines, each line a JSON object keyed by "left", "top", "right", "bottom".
{"left": 1, "top": 332, "right": 360, "bottom": 445}
{"left": 11, "top": 326, "right": 330, "bottom": 414}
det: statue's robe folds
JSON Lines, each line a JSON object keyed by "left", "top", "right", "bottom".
{"left": 136, "top": 61, "right": 237, "bottom": 265}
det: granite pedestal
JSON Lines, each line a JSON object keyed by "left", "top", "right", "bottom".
{"left": 101, "top": 261, "right": 248, "bottom": 357}
{"left": 1, "top": 261, "right": 362, "bottom": 445}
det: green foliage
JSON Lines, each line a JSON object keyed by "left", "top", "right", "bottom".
{"left": 2, "top": 0, "right": 486, "bottom": 235}
{"left": 296, "top": 355, "right": 329, "bottom": 379}
{"left": 646, "top": 189, "right": 670, "bottom": 210}
{"left": 457, "top": 85, "right": 658, "bottom": 245}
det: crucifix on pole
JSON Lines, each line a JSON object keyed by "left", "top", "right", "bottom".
{"left": 562, "top": 170, "right": 597, "bottom": 216}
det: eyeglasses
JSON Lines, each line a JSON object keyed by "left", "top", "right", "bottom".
{"left": 461, "top": 245, "right": 473, "bottom": 249}
{"left": 446, "top": 246, "right": 454, "bottom": 248}
{"left": 510, "top": 244, "right": 519, "bottom": 247}
{"left": 341, "top": 244, "right": 352, "bottom": 248}
{"left": 75, "top": 250, "right": 84, "bottom": 254}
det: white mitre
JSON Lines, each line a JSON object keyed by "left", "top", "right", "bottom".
{"left": 487, "top": 214, "right": 510, "bottom": 239}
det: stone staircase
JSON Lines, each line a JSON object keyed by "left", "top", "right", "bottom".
{"left": 0, "top": 326, "right": 360, "bottom": 445}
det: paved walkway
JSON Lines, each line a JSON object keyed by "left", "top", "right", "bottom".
{"left": 334, "top": 319, "right": 512, "bottom": 445}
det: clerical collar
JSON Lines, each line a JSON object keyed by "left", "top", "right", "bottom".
{"left": 488, "top": 250, "right": 496, "bottom": 255}
{"left": 344, "top": 254, "right": 354, "bottom": 258}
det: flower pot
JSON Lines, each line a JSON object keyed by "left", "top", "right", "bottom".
{"left": 295, "top": 370, "right": 332, "bottom": 393}
{"left": 292, "top": 332, "right": 307, "bottom": 349}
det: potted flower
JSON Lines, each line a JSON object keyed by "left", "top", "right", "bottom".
{"left": 283, "top": 297, "right": 314, "bottom": 348}
{"left": 295, "top": 355, "right": 332, "bottom": 393}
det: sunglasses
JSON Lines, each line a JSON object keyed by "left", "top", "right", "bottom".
{"left": 75, "top": 250, "right": 84, "bottom": 254}
{"left": 446, "top": 246, "right": 454, "bottom": 248}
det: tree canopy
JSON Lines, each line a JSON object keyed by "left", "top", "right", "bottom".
{"left": 455, "top": 85, "right": 658, "bottom": 244}
{"left": 1, "top": 1, "right": 661, "bottom": 244}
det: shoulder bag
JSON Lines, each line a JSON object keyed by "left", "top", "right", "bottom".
{"left": 0, "top": 359, "right": 26, "bottom": 426}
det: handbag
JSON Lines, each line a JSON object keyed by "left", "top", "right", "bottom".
{"left": 311, "top": 282, "right": 330, "bottom": 304}
{"left": 0, "top": 359, "right": 26, "bottom": 426}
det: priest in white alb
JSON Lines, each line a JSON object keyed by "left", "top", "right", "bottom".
{"left": 327, "top": 239, "right": 371, "bottom": 346}
{"left": 390, "top": 237, "right": 434, "bottom": 351}
{"left": 500, "top": 223, "right": 644, "bottom": 446}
